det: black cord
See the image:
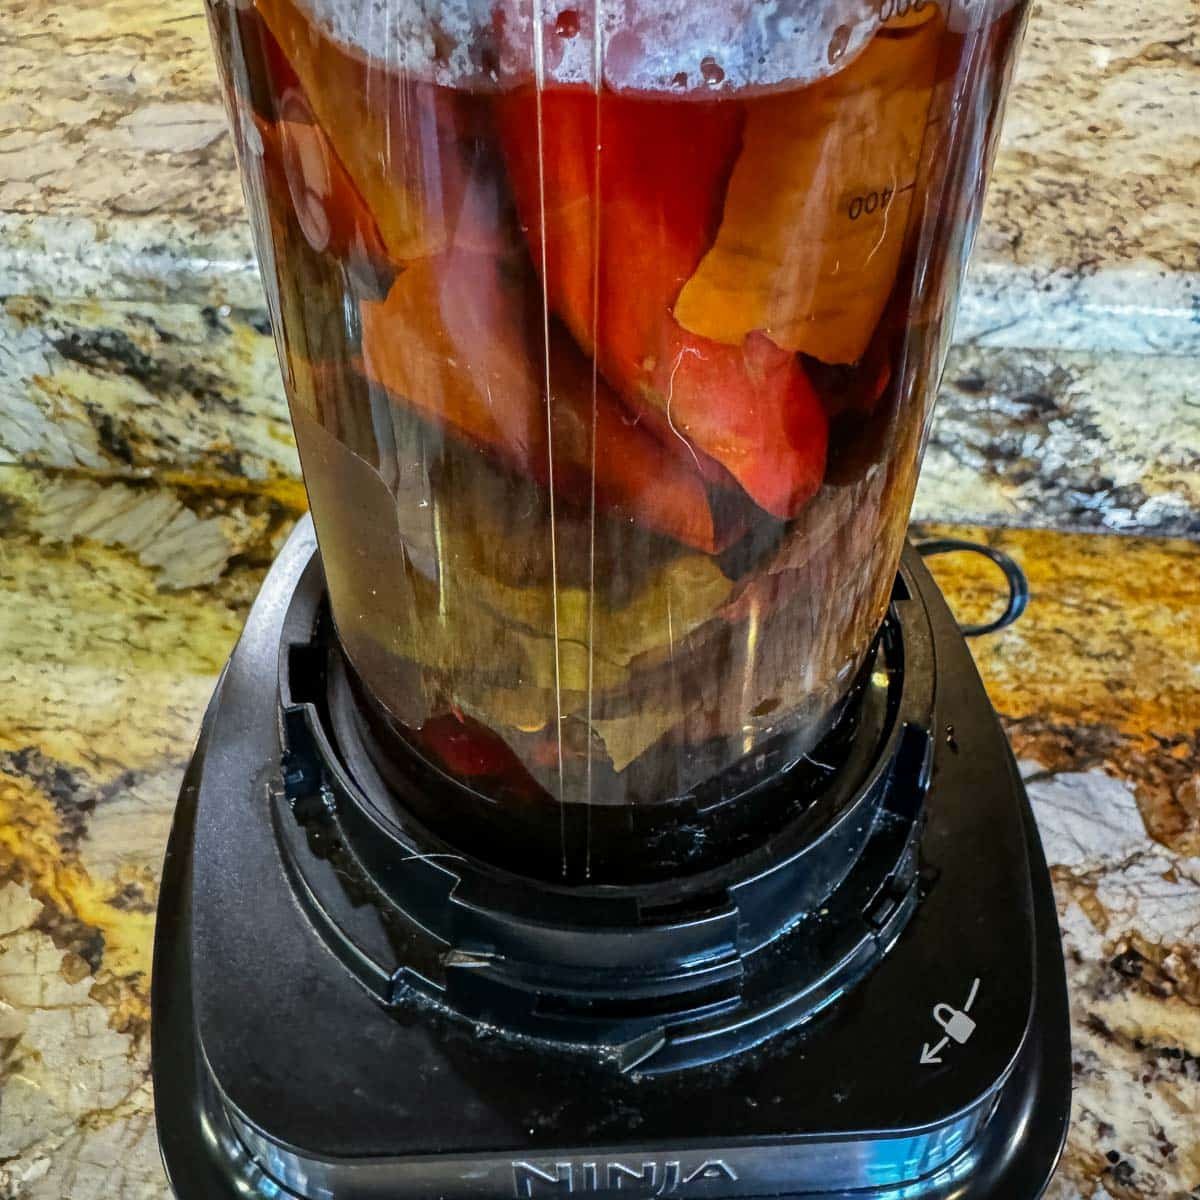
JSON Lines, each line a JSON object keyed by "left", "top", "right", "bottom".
{"left": 915, "top": 537, "right": 1030, "bottom": 637}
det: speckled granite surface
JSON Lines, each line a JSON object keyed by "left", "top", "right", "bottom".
{"left": 1, "top": 484, "right": 1198, "bottom": 1199}
{"left": 1, "top": 0, "right": 1198, "bottom": 1195}
{"left": 0, "top": 468, "right": 295, "bottom": 1200}
{"left": 0, "top": 297, "right": 299, "bottom": 503}
{"left": 919, "top": 346, "right": 1200, "bottom": 537}
{"left": 0, "top": 0, "right": 250, "bottom": 305}
{"left": 2, "top": 0, "right": 1198, "bottom": 537}
{"left": 3, "top": 292, "right": 1196, "bottom": 538}
{"left": 920, "top": 528, "right": 1200, "bottom": 1199}
{"left": 2, "top": 0, "right": 1197, "bottom": 344}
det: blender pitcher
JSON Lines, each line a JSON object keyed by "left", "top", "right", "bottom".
{"left": 205, "top": 0, "right": 1028, "bottom": 881}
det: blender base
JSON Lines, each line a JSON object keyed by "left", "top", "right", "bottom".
{"left": 152, "top": 518, "right": 1069, "bottom": 1199}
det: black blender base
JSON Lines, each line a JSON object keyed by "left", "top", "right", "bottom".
{"left": 152, "top": 521, "right": 1070, "bottom": 1199}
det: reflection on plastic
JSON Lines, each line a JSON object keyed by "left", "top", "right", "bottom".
{"left": 207, "top": 0, "right": 1031, "bottom": 834}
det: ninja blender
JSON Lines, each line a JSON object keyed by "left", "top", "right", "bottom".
{"left": 152, "top": 0, "right": 1071, "bottom": 1194}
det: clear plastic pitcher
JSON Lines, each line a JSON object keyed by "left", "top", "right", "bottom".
{"left": 206, "top": 0, "right": 1027, "bottom": 872}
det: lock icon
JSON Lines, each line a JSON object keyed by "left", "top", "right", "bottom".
{"left": 933, "top": 1002, "right": 976, "bottom": 1044}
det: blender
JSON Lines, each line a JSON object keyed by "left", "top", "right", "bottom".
{"left": 152, "top": 0, "right": 1071, "bottom": 1194}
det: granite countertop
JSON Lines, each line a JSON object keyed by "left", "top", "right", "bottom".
{"left": 2, "top": 0, "right": 1198, "bottom": 541}
{"left": 2, "top": 496, "right": 1199, "bottom": 1199}
{"left": 2, "top": 0, "right": 1196, "bottom": 342}
{"left": 1, "top": 0, "right": 1199, "bottom": 1198}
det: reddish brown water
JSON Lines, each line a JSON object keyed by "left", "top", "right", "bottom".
{"left": 208, "top": 0, "right": 1027, "bottom": 831}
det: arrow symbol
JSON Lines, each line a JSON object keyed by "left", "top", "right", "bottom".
{"left": 920, "top": 1037, "right": 949, "bottom": 1066}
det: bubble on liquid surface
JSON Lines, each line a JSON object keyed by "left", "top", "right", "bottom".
{"left": 827, "top": 23, "right": 851, "bottom": 64}
{"left": 700, "top": 56, "right": 726, "bottom": 86}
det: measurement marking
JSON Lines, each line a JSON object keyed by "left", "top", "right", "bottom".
{"left": 846, "top": 181, "right": 916, "bottom": 221}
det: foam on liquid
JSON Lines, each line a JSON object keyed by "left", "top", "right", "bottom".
{"left": 285, "top": 0, "right": 1021, "bottom": 93}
